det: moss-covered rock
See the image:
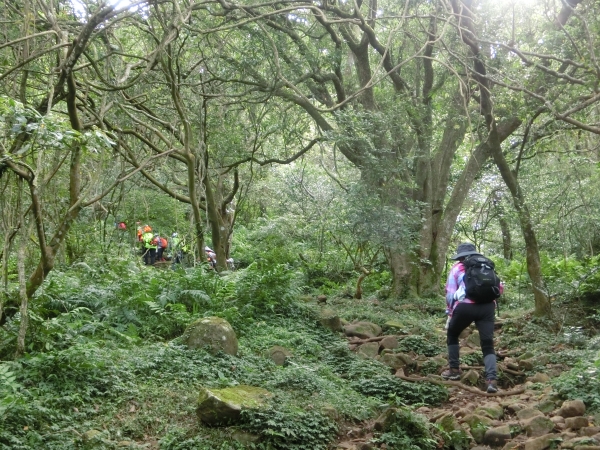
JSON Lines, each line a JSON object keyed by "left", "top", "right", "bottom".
{"left": 475, "top": 403, "right": 504, "bottom": 420}
{"left": 357, "top": 342, "right": 380, "bottom": 359}
{"left": 183, "top": 317, "right": 238, "bottom": 355}
{"left": 197, "top": 385, "right": 272, "bottom": 425}
{"left": 461, "top": 414, "right": 493, "bottom": 444}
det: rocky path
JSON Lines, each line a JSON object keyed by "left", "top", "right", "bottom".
{"left": 332, "top": 319, "right": 600, "bottom": 450}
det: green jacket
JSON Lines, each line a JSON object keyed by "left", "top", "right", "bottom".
{"left": 143, "top": 232, "right": 157, "bottom": 249}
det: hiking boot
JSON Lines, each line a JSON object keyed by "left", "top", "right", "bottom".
{"left": 486, "top": 379, "right": 498, "bottom": 394}
{"left": 441, "top": 368, "right": 462, "bottom": 381}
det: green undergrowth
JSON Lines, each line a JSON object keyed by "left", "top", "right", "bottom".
{"left": 0, "top": 324, "right": 446, "bottom": 449}
{"left": 1, "top": 254, "right": 600, "bottom": 449}
{"left": 0, "top": 258, "right": 451, "bottom": 449}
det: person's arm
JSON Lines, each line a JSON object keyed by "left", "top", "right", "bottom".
{"left": 445, "top": 264, "right": 459, "bottom": 310}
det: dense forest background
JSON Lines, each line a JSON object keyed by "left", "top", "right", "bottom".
{"left": 1, "top": 0, "right": 600, "bottom": 448}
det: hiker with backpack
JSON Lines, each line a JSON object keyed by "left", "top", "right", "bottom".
{"left": 205, "top": 246, "right": 217, "bottom": 269}
{"left": 155, "top": 234, "right": 168, "bottom": 262}
{"left": 442, "top": 242, "right": 503, "bottom": 393}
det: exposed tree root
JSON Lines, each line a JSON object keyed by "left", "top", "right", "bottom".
{"left": 395, "top": 374, "right": 526, "bottom": 397}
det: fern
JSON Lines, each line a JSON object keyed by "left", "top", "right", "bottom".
{"left": 0, "top": 363, "right": 23, "bottom": 419}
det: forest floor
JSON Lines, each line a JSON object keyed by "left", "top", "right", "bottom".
{"left": 329, "top": 302, "right": 600, "bottom": 450}
{"left": 2, "top": 263, "right": 599, "bottom": 450}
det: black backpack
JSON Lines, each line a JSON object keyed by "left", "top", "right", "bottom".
{"left": 462, "top": 255, "right": 501, "bottom": 303}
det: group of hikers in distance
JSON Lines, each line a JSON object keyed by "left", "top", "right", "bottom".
{"left": 136, "top": 224, "right": 188, "bottom": 268}
{"left": 122, "top": 222, "right": 233, "bottom": 270}
{"left": 123, "top": 219, "right": 497, "bottom": 392}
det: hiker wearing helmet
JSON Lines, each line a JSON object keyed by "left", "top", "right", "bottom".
{"left": 442, "top": 242, "right": 503, "bottom": 394}
{"left": 142, "top": 226, "right": 157, "bottom": 266}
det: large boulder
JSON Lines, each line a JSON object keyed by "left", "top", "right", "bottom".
{"left": 183, "top": 317, "right": 238, "bottom": 355}
{"left": 197, "top": 385, "right": 272, "bottom": 425}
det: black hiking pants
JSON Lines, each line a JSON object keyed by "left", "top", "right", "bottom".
{"left": 447, "top": 302, "right": 497, "bottom": 380}
{"left": 143, "top": 248, "right": 156, "bottom": 265}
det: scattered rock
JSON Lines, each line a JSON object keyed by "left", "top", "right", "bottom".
{"left": 565, "top": 416, "right": 589, "bottom": 430}
{"left": 343, "top": 321, "right": 382, "bottom": 339}
{"left": 550, "top": 416, "right": 566, "bottom": 425}
{"left": 523, "top": 432, "right": 557, "bottom": 450}
{"left": 475, "top": 403, "right": 504, "bottom": 420}
{"left": 522, "top": 415, "right": 555, "bottom": 437}
{"left": 268, "top": 346, "right": 291, "bottom": 366}
{"left": 528, "top": 373, "right": 551, "bottom": 383}
{"left": 483, "top": 425, "right": 512, "bottom": 447}
{"left": 436, "top": 413, "right": 462, "bottom": 432}
{"left": 380, "top": 352, "right": 415, "bottom": 370}
{"left": 197, "top": 385, "right": 272, "bottom": 425}
{"left": 465, "top": 331, "right": 481, "bottom": 348}
{"left": 357, "top": 342, "right": 380, "bottom": 359}
{"left": 538, "top": 399, "right": 557, "bottom": 414}
{"left": 558, "top": 400, "right": 587, "bottom": 418}
{"left": 380, "top": 336, "right": 398, "bottom": 350}
{"left": 504, "top": 402, "right": 528, "bottom": 415}
{"left": 518, "top": 351, "right": 535, "bottom": 361}
{"left": 321, "top": 405, "right": 340, "bottom": 422}
{"left": 516, "top": 408, "right": 545, "bottom": 421}
{"left": 383, "top": 320, "right": 404, "bottom": 330}
{"left": 582, "top": 427, "right": 600, "bottom": 437}
{"left": 459, "top": 327, "right": 473, "bottom": 339}
{"left": 183, "top": 317, "right": 238, "bottom": 356}
{"left": 461, "top": 414, "right": 493, "bottom": 444}
{"left": 319, "top": 309, "right": 343, "bottom": 332}
{"left": 373, "top": 408, "right": 397, "bottom": 432}
{"left": 519, "top": 359, "right": 535, "bottom": 371}
{"left": 462, "top": 369, "right": 480, "bottom": 386}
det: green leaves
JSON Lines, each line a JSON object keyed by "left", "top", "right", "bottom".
{"left": 0, "top": 363, "right": 23, "bottom": 420}
{"left": 240, "top": 406, "right": 337, "bottom": 450}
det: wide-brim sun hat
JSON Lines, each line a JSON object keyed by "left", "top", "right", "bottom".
{"left": 450, "top": 242, "right": 480, "bottom": 260}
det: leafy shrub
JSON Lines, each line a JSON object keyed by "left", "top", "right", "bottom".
{"left": 372, "top": 408, "right": 438, "bottom": 449}
{"left": 398, "top": 335, "right": 443, "bottom": 357}
{"left": 240, "top": 405, "right": 337, "bottom": 450}
{"left": 0, "top": 363, "right": 24, "bottom": 421}
{"left": 351, "top": 375, "right": 448, "bottom": 406}
{"left": 235, "top": 262, "right": 302, "bottom": 316}
{"left": 551, "top": 357, "right": 600, "bottom": 413}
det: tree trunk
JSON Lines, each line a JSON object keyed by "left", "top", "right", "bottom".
{"left": 494, "top": 193, "right": 513, "bottom": 260}
{"left": 490, "top": 128, "right": 551, "bottom": 316}
{"left": 204, "top": 176, "right": 228, "bottom": 270}
{"left": 16, "top": 178, "right": 28, "bottom": 357}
